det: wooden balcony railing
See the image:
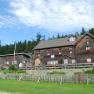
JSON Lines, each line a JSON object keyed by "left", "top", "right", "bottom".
{"left": 20, "top": 63, "right": 94, "bottom": 70}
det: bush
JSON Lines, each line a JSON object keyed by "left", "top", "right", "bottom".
{"left": 16, "top": 70, "right": 26, "bottom": 73}
{"left": 3, "top": 64, "right": 26, "bottom": 74}
{"left": 9, "top": 64, "right": 17, "bottom": 71}
{"left": 84, "top": 69, "right": 94, "bottom": 74}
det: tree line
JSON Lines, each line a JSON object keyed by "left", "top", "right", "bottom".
{"left": 0, "top": 28, "right": 94, "bottom": 55}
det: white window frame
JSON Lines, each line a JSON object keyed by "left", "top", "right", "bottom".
{"left": 51, "top": 55, "right": 55, "bottom": 58}
{"left": 47, "top": 60, "right": 58, "bottom": 65}
{"left": 19, "top": 63, "right": 23, "bottom": 68}
{"left": 64, "top": 59, "right": 68, "bottom": 64}
{"left": 86, "top": 46, "right": 91, "bottom": 51}
{"left": 87, "top": 58, "right": 91, "bottom": 63}
{"left": 69, "top": 37, "right": 76, "bottom": 42}
{"left": 12, "top": 60, "right": 17, "bottom": 64}
{"left": 72, "top": 59, "right": 76, "bottom": 64}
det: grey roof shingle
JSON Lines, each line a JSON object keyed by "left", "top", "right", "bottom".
{"left": 34, "top": 36, "right": 81, "bottom": 50}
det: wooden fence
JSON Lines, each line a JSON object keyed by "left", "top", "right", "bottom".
{"left": 0, "top": 73, "right": 94, "bottom": 84}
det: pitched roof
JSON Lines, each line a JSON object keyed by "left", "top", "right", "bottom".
{"left": 0, "top": 53, "right": 31, "bottom": 57}
{"left": 34, "top": 36, "right": 82, "bottom": 50}
{"left": 34, "top": 32, "right": 94, "bottom": 50}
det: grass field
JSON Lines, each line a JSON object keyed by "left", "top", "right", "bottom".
{"left": 0, "top": 79, "right": 94, "bottom": 94}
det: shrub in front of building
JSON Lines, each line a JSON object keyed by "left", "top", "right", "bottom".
{"left": 3, "top": 64, "right": 26, "bottom": 74}
{"left": 84, "top": 69, "right": 94, "bottom": 74}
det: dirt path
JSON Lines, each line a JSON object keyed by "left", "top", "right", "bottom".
{"left": 0, "top": 92, "right": 8, "bottom": 94}
{"left": 0, "top": 92, "right": 20, "bottom": 94}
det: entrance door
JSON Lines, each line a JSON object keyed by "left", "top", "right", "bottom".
{"left": 35, "top": 58, "right": 41, "bottom": 66}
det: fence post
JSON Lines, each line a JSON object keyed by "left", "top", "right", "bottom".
{"left": 86, "top": 74, "right": 89, "bottom": 85}
{"left": 37, "top": 76, "right": 40, "bottom": 83}
{"left": 60, "top": 76, "right": 63, "bottom": 84}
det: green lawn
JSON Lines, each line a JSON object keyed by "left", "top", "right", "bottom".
{"left": 0, "top": 79, "right": 94, "bottom": 94}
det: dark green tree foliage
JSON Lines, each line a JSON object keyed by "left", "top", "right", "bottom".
{"left": 57, "top": 34, "right": 64, "bottom": 38}
{"left": 0, "top": 33, "right": 43, "bottom": 55}
{"left": 80, "top": 27, "right": 86, "bottom": 35}
{"left": 9, "top": 64, "right": 17, "bottom": 71}
{"left": 89, "top": 28, "right": 94, "bottom": 35}
{"left": 36, "top": 32, "right": 44, "bottom": 43}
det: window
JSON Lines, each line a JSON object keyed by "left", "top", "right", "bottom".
{"left": 47, "top": 49, "right": 50, "bottom": 55}
{"left": 69, "top": 37, "right": 76, "bottom": 42}
{"left": 72, "top": 59, "right": 76, "bottom": 64}
{"left": 86, "top": 46, "right": 91, "bottom": 51}
{"left": 51, "top": 55, "right": 55, "bottom": 58}
{"left": 58, "top": 48, "right": 62, "bottom": 51}
{"left": 19, "top": 63, "right": 23, "bottom": 68}
{"left": 64, "top": 59, "right": 68, "bottom": 64}
{"left": 5, "top": 61, "right": 9, "bottom": 65}
{"left": 47, "top": 60, "right": 58, "bottom": 65}
{"left": 38, "top": 54, "right": 40, "bottom": 57}
{"left": 69, "top": 48, "right": 72, "bottom": 50}
{"left": 12, "top": 61, "right": 17, "bottom": 64}
{"left": 87, "top": 58, "right": 91, "bottom": 63}
{"left": 59, "top": 52, "right": 62, "bottom": 55}
{"left": 86, "top": 37, "right": 91, "bottom": 51}
{"left": 47, "top": 53, "right": 50, "bottom": 55}
{"left": 58, "top": 48, "right": 62, "bottom": 55}
{"left": 70, "top": 51, "right": 72, "bottom": 54}
{"left": 87, "top": 41, "right": 89, "bottom": 45}
{"left": 69, "top": 48, "right": 72, "bottom": 54}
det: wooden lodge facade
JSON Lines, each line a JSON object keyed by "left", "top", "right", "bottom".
{"left": 34, "top": 33, "right": 94, "bottom": 66}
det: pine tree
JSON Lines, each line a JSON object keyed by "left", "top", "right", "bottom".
{"left": 89, "top": 28, "right": 94, "bottom": 35}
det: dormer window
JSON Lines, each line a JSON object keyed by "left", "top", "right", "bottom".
{"left": 69, "top": 37, "right": 76, "bottom": 42}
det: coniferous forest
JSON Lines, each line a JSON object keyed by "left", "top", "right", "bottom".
{"left": 0, "top": 28, "right": 94, "bottom": 55}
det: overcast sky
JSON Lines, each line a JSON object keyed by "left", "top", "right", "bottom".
{"left": 0, "top": 0, "right": 94, "bottom": 45}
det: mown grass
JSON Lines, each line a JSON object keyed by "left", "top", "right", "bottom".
{"left": 0, "top": 79, "right": 94, "bottom": 94}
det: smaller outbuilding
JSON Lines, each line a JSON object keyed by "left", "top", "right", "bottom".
{"left": 0, "top": 53, "right": 31, "bottom": 69}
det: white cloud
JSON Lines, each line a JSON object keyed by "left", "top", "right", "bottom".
{"left": 10, "top": 0, "right": 94, "bottom": 31}
{"left": 0, "top": 15, "right": 19, "bottom": 29}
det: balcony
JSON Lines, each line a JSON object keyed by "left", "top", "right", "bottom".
{"left": 30, "top": 63, "right": 94, "bottom": 70}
